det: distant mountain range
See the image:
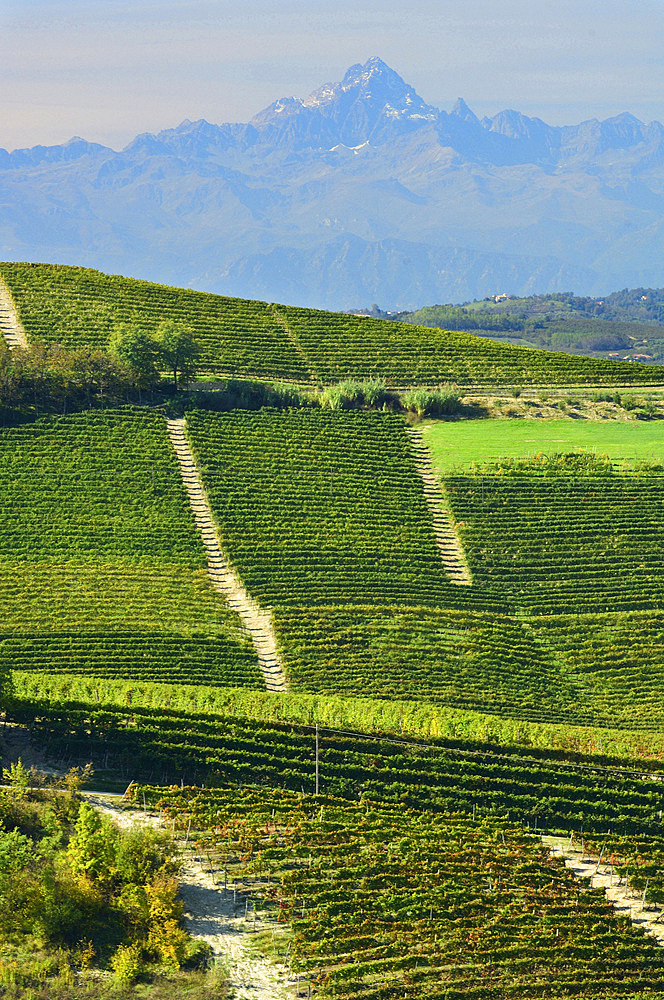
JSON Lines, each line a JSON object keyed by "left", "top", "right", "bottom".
{"left": 2, "top": 57, "right": 664, "bottom": 310}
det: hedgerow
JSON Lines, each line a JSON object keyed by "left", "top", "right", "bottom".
{"left": 11, "top": 696, "right": 664, "bottom": 834}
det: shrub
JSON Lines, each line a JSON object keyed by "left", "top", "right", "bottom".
{"left": 401, "top": 385, "right": 462, "bottom": 418}
{"left": 146, "top": 876, "right": 187, "bottom": 969}
{"left": 319, "top": 378, "right": 390, "bottom": 411}
{"left": 635, "top": 401, "right": 658, "bottom": 419}
{"left": 111, "top": 941, "right": 144, "bottom": 986}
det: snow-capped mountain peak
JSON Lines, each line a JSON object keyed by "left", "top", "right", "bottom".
{"left": 251, "top": 58, "right": 437, "bottom": 146}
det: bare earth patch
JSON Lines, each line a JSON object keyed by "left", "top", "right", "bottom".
{"left": 543, "top": 835, "right": 664, "bottom": 946}
{"left": 88, "top": 793, "right": 295, "bottom": 999}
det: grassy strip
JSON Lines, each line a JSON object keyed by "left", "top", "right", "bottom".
{"left": 425, "top": 416, "right": 664, "bottom": 474}
{"left": 13, "top": 671, "right": 664, "bottom": 762}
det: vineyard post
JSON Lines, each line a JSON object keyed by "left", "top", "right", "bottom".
{"left": 315, "top": 724, "right": 319, "bottom": 796}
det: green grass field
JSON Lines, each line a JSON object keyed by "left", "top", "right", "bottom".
{"left": 425, "top": 418, "right": 664, "bottom": 473}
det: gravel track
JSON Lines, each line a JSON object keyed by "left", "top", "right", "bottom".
{"left": 167, "top": 417, "right": 288, "bottom": 693}
{"left": 0, "top": 277, "right": 27, "bottom": 349}
{"left": 87, "top": 793, "right": 295, "bottom": 999}
{"left": 543, "top": 835, "right": 664, "bottom": 946}
{"left": 406, "top": 425, "right": 472, "bottom": 585}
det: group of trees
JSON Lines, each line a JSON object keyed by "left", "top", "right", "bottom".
{"left": 0, "top": 767, "right": 205, "bottom": 992}
{"left": 0, "top": 321, "right": 199, "bottom": 416}
{"left": 109, "top": 320, "right": 200, "bottom": 391}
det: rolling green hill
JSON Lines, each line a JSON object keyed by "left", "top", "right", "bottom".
{"left": 396, "top": 288, "right": 664, "bottom": 360}
{"left": 4, "top": 261, "right": 664, "bottom": 386}
{"left": 184, "top": 408, "right": 571, "bottom": 717}
{"left": 6, "top": 264, "right": 664, "bottom": 995}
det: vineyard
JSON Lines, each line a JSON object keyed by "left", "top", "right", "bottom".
{"left": 438, "top": 452, "right": 664, "bottom": 731}
{"left": 5, "top": 404, "right": 664, "bottom": 732}
{"left": 183, "top": 408, "right": 588, "bottom": 718}
{"left": 4, "top": 263, "right": 664, "bottom": 993}
{"left": 12, "top": 697, "right": 664, "bottom": 835}
{"left": 445, "top": 453, "right": 664, "bottom": 615}
{"left": 0, "top": 261, "right": 309, "bottom": 381}
{"left": 138, "top": 784, "right": 664, "bottom": 999}
{"left": 276, "top": 301, "right": 664, "bottom": 387}
{"left": 0, "top": 407, "right": 262, "bottom": 687}
{"left": 4, "top": 261, "right": 664, "bottom": 387}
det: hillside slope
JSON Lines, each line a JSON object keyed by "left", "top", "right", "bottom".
{"left": 3, "top": 261, "right": 664, "bottom": 387}
{"left": 0, "top": 408, "right": 262, "bottom": 687}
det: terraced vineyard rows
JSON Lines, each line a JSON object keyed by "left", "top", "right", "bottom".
{"left": 22, "top": 698, "right": 664, "bottom": 835}
{"left": 183, "top": 408, "right": 581, "bottom": 716}
{"left": 186, "top": 409, "right": 474, "bottom": 609}
{"left": 0, "top": 262, "right": 309, "bottom": 380}
{"left": 276, "top": 302, "right": 664, "bottom": 387}
{"left": 445, "top": 454, "right": 664, "bottom": 615}
{"left": 0, "top": 408, "right": 263, "bottom": 687}
{"left": 439, "top": 452, "right": 664, "bottom": 731}
{"left": 271, "top": 606, "right": 582, "bottom": 721}
{"left": 142, "top": 784, "right": 664, "bottom": 998}
{"left": 3, "top": 262, "right": 664, "bottom": 387}
{"left": 535, "top": 612, "right": 664, "bottom": 731}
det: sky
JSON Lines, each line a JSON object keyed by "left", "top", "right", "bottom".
{"left": 2, "top": 0, "right": 663, "bottom": 151}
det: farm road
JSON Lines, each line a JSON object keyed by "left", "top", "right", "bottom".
{"left": 87, "top": 792, "right": 294, "bottom": 1000}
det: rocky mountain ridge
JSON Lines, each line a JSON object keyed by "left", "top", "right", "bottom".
{"left": 1, "top": 57, "right": 663, "bottom": 309}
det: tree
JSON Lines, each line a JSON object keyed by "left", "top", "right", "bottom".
{"left": 154, "top": 320, "right": 200, "bottom": 390}
{"left": 108, "top": 324, "right": 159, "bottom": 389}
{"left": 67, "top": 802, "right": 117, "bottom": 888}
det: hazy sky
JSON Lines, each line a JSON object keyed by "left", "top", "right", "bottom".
{"left": 3, "top": 0, "right": 663, "bottom": 151}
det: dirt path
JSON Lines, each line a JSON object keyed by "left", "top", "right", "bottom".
{"left": 406, "top": 426, "right": 472, "bottom": 585}
{"left": 167, "top": 418, "right": 288, "bottom": 693}
{"left": 86, "top": 793, "right": 295, "bottom": 999}
{"left": 0, "top": 276, "right": 27, "bottom": 349}
{"left": 543, "top": 835, "right": 664, "bottom": 946}
{"left": 0, "top": 721, "right": 296, "bottom": 998}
